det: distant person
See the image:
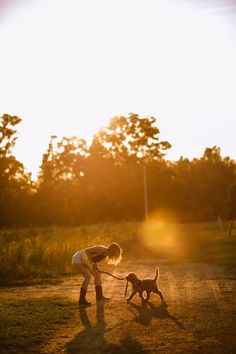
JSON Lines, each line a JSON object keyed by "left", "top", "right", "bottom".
{"left": 72, "top": 242, "right": 122, "bottom": 306}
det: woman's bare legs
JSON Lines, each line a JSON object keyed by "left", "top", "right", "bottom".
{"left": 92, "top": 268, "right": 101, "bottom": 286}
{"left": 92, "top": 268, "right": 110, "bottom": 300}
{"left": 73, "top": 263, "right": 92, "bottom": 305}
{"left": 74, "top": 263, "right": 91, "bottom": 290}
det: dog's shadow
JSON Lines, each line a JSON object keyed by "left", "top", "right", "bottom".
{"left": 127, "top": 301, "right": 184, "bottom": 329}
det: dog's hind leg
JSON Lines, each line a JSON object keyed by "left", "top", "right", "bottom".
{"left": 145, "top": 291, "right": 151, "bottom": 302}
{"left": 153, "top": 286, "right": 164, "bottom": 301}
{"left": 138, "top": 291, "right": 145, "bottom": 302}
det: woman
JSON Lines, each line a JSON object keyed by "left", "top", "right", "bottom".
{"left": 72, "top": 242, "right": 122, "bottom": 305}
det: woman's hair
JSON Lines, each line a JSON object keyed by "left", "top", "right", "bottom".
{"left": 107, "top": 242, "right": 122, "bottom": 265}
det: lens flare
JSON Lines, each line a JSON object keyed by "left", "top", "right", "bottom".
{"left": 139, "top": 211, "right": 185, "bottom": 261}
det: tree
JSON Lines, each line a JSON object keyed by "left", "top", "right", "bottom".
{"left": 89, "top": 113, "right": 171, "bottom": 163}
{"left": 171, "top": 147, "right": 236, "bottom": 221}
{"left": 227, "top": 182, "right": 236, "bottom": 217}
{"left": 226, "top": 182, "right": 236, "bottom": 236}
{"left": 0, "top": 114, "right": 32, "bottom": 226}
{"left": 0, "top": 114, "right": 21, "bottom": 158}
{"left": 37, "top": 135, "right": 89, "bottom": 224}
{"left": 88, "top": 113, "right": 172, "bottom": 220}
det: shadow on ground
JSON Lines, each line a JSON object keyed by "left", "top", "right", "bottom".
{"left": 64, "top": 300, "right": 183, "bottom": 354}
{"left": 127, "top": 301, "right": 184, "bottom": 329}
{"left": 64, "top": 301, "right": 148, "bottom": 354}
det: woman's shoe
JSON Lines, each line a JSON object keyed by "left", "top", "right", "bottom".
{"left": 79, "top": 287, "right": 92, "bottom": 306}
{"left": 95, "top": 285, "right": 110, "bottom": 301}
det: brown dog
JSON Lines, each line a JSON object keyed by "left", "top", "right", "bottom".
{"left": 125, "top": 268, "right": 163, "bottom": 303}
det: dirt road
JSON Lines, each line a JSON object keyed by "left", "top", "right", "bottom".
{"left": 1, "top": 260, "right": 236, "bottom": 353}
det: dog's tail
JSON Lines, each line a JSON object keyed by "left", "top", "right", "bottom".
{"left": 154, "top": 268, "right": 159, "bottom": 282}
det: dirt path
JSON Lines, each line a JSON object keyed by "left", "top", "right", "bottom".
{"left": 1, "top": 261, "right": 236, "bottom": 354}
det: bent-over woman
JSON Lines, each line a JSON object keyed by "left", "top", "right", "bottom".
{"left": 72, "top": 242, "right": 122, "bottom": 305}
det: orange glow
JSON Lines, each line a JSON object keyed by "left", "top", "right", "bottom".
{"left": 139, "top": 212, "right": 186, "bottom": 260}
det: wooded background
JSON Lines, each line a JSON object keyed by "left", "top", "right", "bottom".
{"left": 1, "top": 113, "right": 236, "bottom": 227}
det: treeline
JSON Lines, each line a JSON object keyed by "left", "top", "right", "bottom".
{"left": 1, "top": 113, "right": 236, "bottom": 227}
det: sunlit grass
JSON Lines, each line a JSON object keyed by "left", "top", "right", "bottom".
{"left": 140, "top": 220, "right": 236, "bottom": 265}
{"left": 0, "top": 223, "right": 136, "bottom": 284}
{"left": 0, "top": 221, "right": 236, "bottom": 284}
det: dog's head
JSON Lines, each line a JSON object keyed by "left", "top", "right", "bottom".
{"left": 125, "top": 272, "right": 138, "bottom": 283}
{"left": 125, "top": 273, "right": 140, "bottom": 298}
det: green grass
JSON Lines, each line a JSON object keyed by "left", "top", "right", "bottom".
{"left": 0, "top": 297, "right": 75, "bottom": 354}
{"left": 0, "top": 221, "right": 236, "bottom": 284}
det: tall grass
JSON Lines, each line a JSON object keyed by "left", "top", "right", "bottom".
{"left": 0, "top": 221, "right": 235, "bottom": 284}
{"left": 0, "top": 223, "right": 138, "bottom": 283}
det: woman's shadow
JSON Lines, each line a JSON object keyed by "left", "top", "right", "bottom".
{"left": 65, "top": 302, "right": 106, "bottom": 353}
{"left": 127, "top": 300, "right": 184, "bottom": 329}
{"left": 64, "top": 302, "right": 148, "bottom": 354}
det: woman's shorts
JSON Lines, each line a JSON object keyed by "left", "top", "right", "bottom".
{"left": 72, "top": 250, "right": 93, "bottom": 271}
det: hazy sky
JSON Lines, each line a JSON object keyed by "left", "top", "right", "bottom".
{"left": 0, "top": 0, "right": 236, "bottom": 178}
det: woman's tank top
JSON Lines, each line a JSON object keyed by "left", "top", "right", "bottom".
{"left": 91, "top": 250, "right": 107, "bottom": 262}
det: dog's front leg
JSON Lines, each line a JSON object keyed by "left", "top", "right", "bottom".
{"left": 126, "top": 290, "right": 138, "bottom": 302}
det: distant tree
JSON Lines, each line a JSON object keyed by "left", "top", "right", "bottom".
{"left": 172, "top": 147, "right": 236, "bottom": 221}
{"left": 199, "top": 146, "right": 236, "bottom": 219}
{"left": 38, "top": 135, "right": 88, "bottom": 185}
{"left": 226, "top": 182, "right": 236, "bottom": 236}
{"left": 202, "top": 146, "right": 221, "bottom": 162}
{"left": 227, "top": 182, "right": 236, "bottom": 217}
{"left": 37, "top": 135, "right": 89, "bottom": 224}
{"left": 89, "top": 113, "right": 171, "bottom": 163}
{"left": 33, "top": 118, "right": 236, "bottom": 225}
{"left": 0, "top": 114, "right": 32, "bottom": 226}
{"left": 0, "top": 114, "right": 21, "bottom": 157}
{"left": 87, "top": 113, "right": 172, "bottom": 220}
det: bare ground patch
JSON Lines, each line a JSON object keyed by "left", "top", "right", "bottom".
{"left": 1, "top": 261, "right": 236, "bottom": 354}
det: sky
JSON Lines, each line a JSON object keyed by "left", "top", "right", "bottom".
{"left": 0, "top": 0, "right": 236, "bottom": 178}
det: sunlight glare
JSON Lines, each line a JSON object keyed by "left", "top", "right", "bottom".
{"left": 139, "top": 211, "right": 185, "bottom": 260}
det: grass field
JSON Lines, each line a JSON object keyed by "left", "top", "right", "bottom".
{"left": 0, "top": 297, "right": 75, "bottom": 354}
{"left": 0, "top": 221, "right": 236, "bottom": 353}
{"left": 0, "top": 221, "right": 235, "bottom": 284}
